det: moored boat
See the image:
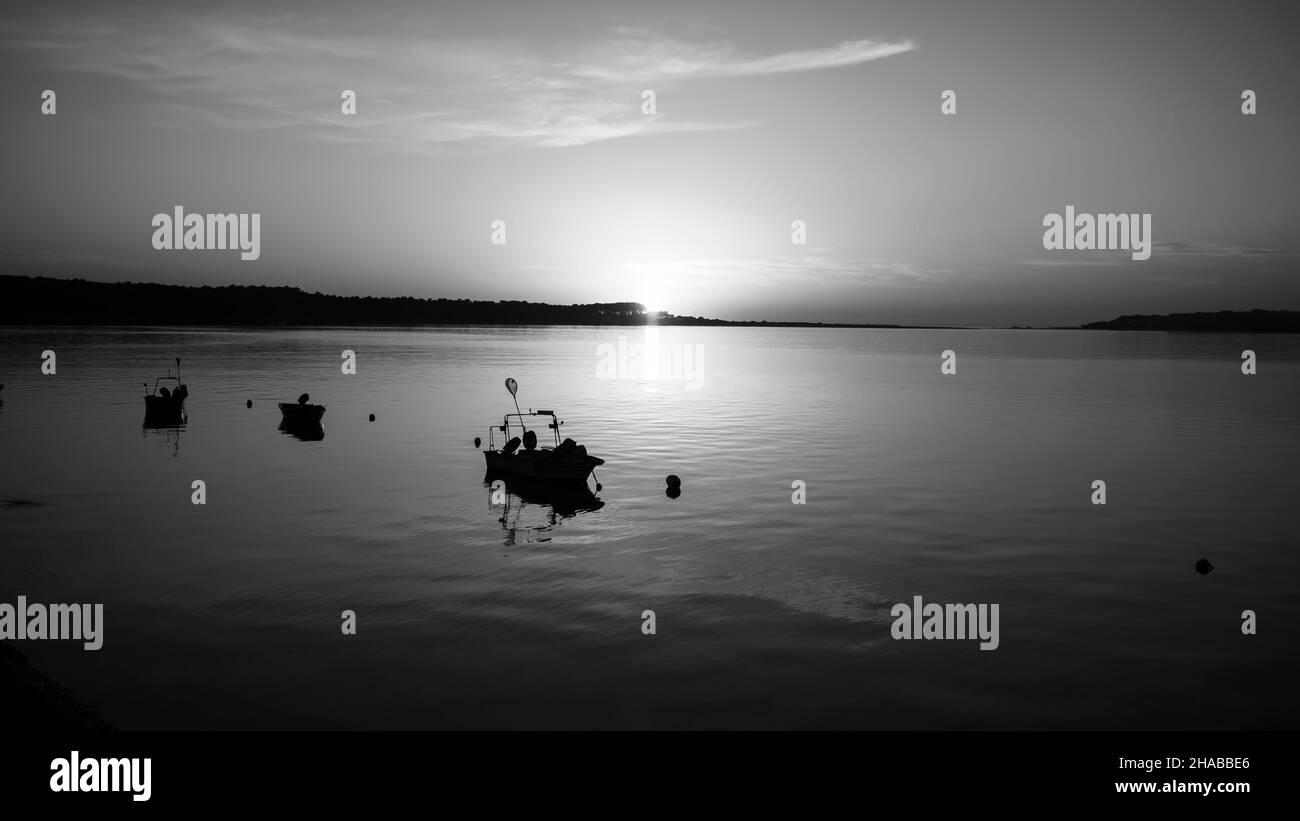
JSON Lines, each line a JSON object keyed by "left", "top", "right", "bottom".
{"left": 479, "top": 379, "right": 603, "bottom": 485}
{"left": 143, "top": 358, "right": 188, "bottom": 425}
{"left": 279, "top": 393, "right": 326, "bottom": 425}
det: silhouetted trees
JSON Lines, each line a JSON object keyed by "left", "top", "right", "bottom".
{"left": 0, "top": 276, "right": 902, "bottom": 327}
{"left": 1082, "top": 310, "right": 1300, "bottom": 333}
{"left": 0, "top": 277, "right": 662, "bottom": 326}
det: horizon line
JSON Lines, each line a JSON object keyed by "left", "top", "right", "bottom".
{"left": 2, "top": 274, "right": 1297, "bottom": 331}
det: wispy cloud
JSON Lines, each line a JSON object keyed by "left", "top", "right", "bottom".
{"left": 621, "top": 254, "right": 941, "bottom": 288}
{"left": 1018, "top": 257, "right": 1126, "bottom": 267}
{"left": 1151, "top": 241, "right": 1294, "bottom": 258}
{"left": 0, "top": 248, "right": 157, "bottom": 272}
{"left": 1020, "top": 242, "right": 1296, "bottom": 268}
{"left": 568, "top": 29, "right": 916, "bottom": 82}
{"left": 1, "top": 15, "right": 913, "bottom": 150}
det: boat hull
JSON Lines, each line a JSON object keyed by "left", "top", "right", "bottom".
{"left": 143, "top": 394, "right": 187, "bottom": 425}
{"left": 279, "top": 403, "right": 326, "bottom": 424}
{"left": 483, "top": 449, "right": 602, "bottom": 483}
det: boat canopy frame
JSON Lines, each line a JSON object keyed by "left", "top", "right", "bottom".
{"left": 488, "top": 410, "right": 562, "bottom": 451}
{"left": 146, "top": 374, "right": 184, "bottom": 397}
{"left": 145, "top": 360, "right": 184, "bottom": 397}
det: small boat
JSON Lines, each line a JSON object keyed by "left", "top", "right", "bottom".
{"left": 480, "top": 379, "right": 604, "bottom": 485}
{"left": 279, "top": 393, "right": 326, "bottom": 425}
{"left": 279, "top": 418, "right": 325, "bottom": 441}
{"left": 143, "top": 358, "right": 188, "bottom": 425}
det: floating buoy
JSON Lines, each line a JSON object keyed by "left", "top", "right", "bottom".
{"left": 666, "top": 474, "right": 681, "bottom": 489}
{"left": 246, "top": 399, "right": 253, "bottom": 408}
{"left": 368, "top": 413, "right": 375, "bottom": 422}
{"left": 474, "top": 437, "right": 482, "bottom": 448}
{"left": 666, "top": 486, "right": 681, "bottom": 499}
{"left": 1195, "top": 558, "right": 1214, "bottom": 575}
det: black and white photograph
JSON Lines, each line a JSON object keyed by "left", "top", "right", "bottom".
{"left": 0, "top": 0, "right": 1295, "bottom": 806}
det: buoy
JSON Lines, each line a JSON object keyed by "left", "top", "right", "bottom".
{"left": 246, "top": 399, "right": 253, "bottom": 408}
{"left": 1195, "top": 559, "right": 1214, "bottom": 575}
{"left": 368, "top": 413, "right": 375, "bottom": 422}
{"left": 666, "top": 486, "right": 681, "bottom": 499}
{"left": 474, "top": 437, "right": 482, "bottom": 448}
{"left": 666, "top": 474, "right": 681, "bottom": 489}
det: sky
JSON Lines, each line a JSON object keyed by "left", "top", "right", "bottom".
{"left": 1, "top": 0, "right": 1297, "bottom": 326}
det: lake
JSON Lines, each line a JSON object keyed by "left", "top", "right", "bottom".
{"left": 0, "top": 325, "right": 1296, "bottom": 729}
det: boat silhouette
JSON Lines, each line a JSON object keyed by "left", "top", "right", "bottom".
{"left": 279, "top": 392, "right": 326, "bottom": 425}
{"left": 278, "top": 392, "right": 326, "bottom": 440}
{"left": 142, "top": 358, "right": 188, "bottom": 426}
{"left": 479, "top": 379, "right": 603, "bottom": 486}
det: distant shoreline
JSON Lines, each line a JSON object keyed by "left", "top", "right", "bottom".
{"left": 1, "top": 276, "right": 1296, "bottom": 331}
{"left": 0, "top": 275, "right": 963, "bottom": 329}
{"left": 1078, "top": 310, "right": 1300, "bottom": 333}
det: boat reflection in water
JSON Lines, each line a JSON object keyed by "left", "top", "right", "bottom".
{"left": 141, "top": 421, "right": 184, "bottom": 457}
{"left": 279, "top": 418, "right": 325, "bottom": 442}
{"left": 484, "top": 471, "right": 604, "bottom": 547}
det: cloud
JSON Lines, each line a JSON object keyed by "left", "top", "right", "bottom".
{"left": 0, "top": 13, "right": 913, "bottom": 150}
{"left": 1018, "top": 257, "right": 1126, "bottom": 267}
{"left": 1020, "top": 242, "right": 1296, "bottom": 269}
{"left": 568, "top": 31, "right": 916, "bottom": 82}
{"left": 0, "top": 248, "right": 157, "bottom": 272}
{"left": 1151, "top": 242, "right": 1294, "bottom": 258}
{"left": 621, "top": 255, "right": 941, "bottom": 289}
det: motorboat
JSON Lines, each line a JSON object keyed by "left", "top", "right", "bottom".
{"left": 480, "top": 378, "right": 603, "bottom": 485}
{"left": 142, "top": 358, "right": 188, "bottom": 425}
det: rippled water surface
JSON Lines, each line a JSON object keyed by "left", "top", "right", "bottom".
{"left": 1, "top": 326, "right": 1297, "bottom": 729}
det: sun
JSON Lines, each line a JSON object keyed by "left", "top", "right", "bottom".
{"left": 638, "top": 288, "right": 667, "bottom": 317}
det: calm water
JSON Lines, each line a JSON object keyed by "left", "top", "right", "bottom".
{"left": 1, "top": 326, "right": 1297, "bottom": 729}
